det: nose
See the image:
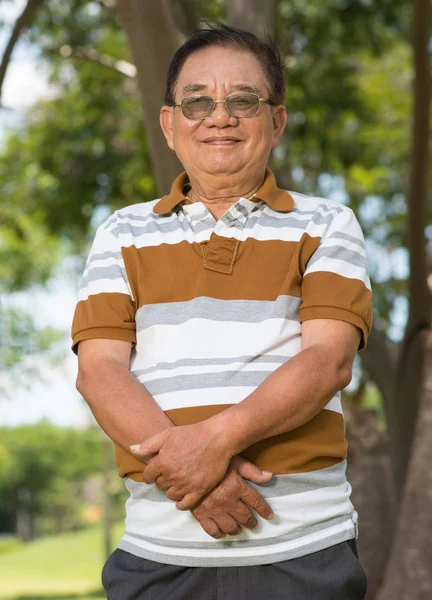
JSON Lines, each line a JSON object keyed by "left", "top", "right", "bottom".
{"left": 205, "top": 100, "right": 238, "bottom": 127}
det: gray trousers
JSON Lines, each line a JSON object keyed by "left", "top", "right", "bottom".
{"left": 102, "top": 539, "right": 367, "bottom": 599}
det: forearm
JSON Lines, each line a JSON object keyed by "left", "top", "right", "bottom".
{"left": 211, "top": 344, "right": 351, "bottom": 456}
{"left": 76, "top": 357, "right": 174, "bottom": 452}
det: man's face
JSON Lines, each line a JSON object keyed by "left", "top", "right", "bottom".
{"left": 160, "top": 45, "right": 286, "bottom": 179}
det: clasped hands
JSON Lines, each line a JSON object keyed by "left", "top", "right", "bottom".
{"left": 130, "top": 420, "right": 274, "bottom": 538}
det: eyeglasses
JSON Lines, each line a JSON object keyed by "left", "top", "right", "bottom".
{"left": 174, "top": 92, "right": 272, "bottom": 120}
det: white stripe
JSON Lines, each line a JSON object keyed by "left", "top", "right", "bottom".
{"left": 134, "top": 318, "right": 302, "bottom": 364}
{"left": 305, "top": 257, "right": 371, "bottom": 289}
{"left": 151, "top": 385, "right": 257, "bottom": 411}
{"left": 122, "top": 480, "right": 354, "bottom": 553}
{"left": 78, "top": 281, "right": 131, "bottom": 301}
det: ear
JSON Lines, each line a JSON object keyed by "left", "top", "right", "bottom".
{"left": 160, "top": 106, "right": 175, "bottom": 151}
{"left": 271, "top": 105, "right": 287, "bottom": 148}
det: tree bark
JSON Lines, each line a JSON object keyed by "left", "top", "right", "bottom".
{"left": 0, "top": 0, "right": 43, "bottom": 103}
{"left": 226, "top": 0, "right": 278, "bottom": 39}
{"left": 165, "top": 0, "right": 198, "bottom": 38}
{"left": 387, "top": 0, "right": 432, "bottom": 500}
{"left": 377, "top": 330, "right": 432, "bottom": 599}
{"left": 115, "top": 0, "right": 183, "bottom": 195}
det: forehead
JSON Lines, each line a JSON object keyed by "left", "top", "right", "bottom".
{"left": 176, "top": 46, "right": 268, "bottom": 95}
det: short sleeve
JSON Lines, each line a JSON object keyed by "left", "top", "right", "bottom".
{"left": 299, "top": 206, "right": 373, "bottom": 350}
{"left": 71, "top": 216, "right": 136, "bottom": 354}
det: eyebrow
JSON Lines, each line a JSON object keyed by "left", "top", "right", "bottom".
{"left": 181, "top": 83, "right": 262, "bottom": 96}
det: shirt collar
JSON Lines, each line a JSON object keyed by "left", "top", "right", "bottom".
{"left": 152, "top": 168, "right": 294, "bottom": 215}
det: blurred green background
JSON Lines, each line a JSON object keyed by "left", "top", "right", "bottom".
{"left": 0, "top": 1, "right": 430, "bottom": 599}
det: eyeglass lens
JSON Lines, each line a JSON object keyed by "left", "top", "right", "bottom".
{"left": 181, "top": 93, "right": 260, "bottom": 119}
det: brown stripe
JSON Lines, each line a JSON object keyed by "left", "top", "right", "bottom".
{"left": 300, "top": 271, "right": 373, "bottom": 349}
{"left": 71, "top": 293, "right": 136, "bottom": 354}
{"left": 116, "top": 405, "right": 346, "bottom": 481}
{"left": 122, "top": 237, "right": 320, "bottom": 308}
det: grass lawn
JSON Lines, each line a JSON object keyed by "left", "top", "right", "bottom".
{"left": 0, "top": 522, "right": 124, "bottom": 600}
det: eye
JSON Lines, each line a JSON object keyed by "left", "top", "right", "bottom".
{"left": 230, "top": 95, "right": 256, "bottom": 108}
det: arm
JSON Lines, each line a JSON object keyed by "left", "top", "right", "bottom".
{"left": 132, "top": 319, "right": 361, "bottom": 509}
{"left": 76, "top": 337, "right": 274, "bottom": 533}
{"left": 76, "top": 338, "right": 175, "bottom": 450}
{"left": 212, "top": 318, "right": 361, "bottom": 454}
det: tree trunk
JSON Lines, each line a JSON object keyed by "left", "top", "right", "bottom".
{"left": 387, "top": 0, "right": 432, "bottom": 501}
{"left": 115, "top": 0, "right": 183, "bottom": 195}
{"left": 377, "top": 330, "right": 432, "bottom": 599}
{"left": 226, "top": 0, "right": 277, "bottom": 39}
{"left": 345, "top": 406, "right": 396, "bottom": 599}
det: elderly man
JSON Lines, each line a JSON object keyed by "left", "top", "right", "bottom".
{"left": 72, "top": 23, "right": 372, "bottom": 600}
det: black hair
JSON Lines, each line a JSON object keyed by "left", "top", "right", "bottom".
{"left": 164, "top": 22, "right": 285, "bottom": 106}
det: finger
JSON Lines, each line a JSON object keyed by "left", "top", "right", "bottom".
{"left": 231, "top": 503, "right": 258, "bottom": 530}
{"left": 240, "top": 485, "right": 274, "bottom": 521}
{"left": 232, "top": 456, "right": 273, "bottom": 484}
{"left": 165, "top": 486, "right": 184, "bottom": 502}
{"left": 175, "top": 492, "right": 203, "bottom": 511}
{"left": 142, "top": 461, "right": 162, "bottom": 484}
{"left": 214, "top": 515, "right": 241, "bottom": 536}
{"left": 130, "top": 430, "right": 168, "bottom": 460}
{"left": 196, "top": 517, "right": 225, "bottom": 540}
{"left": 154, "top": 476, "right": 171, "bottom": 492}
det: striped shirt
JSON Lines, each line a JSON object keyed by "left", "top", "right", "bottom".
{"left": 72, "top": 169, "right": 373, "bottom": 567}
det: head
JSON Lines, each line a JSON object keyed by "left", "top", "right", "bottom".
{"left": 160, "top": 23, "right": 287, "bottom": 185}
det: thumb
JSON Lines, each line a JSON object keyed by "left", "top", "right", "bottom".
{"left": 232, "top": 456, "right": 273, "bottom": 483}
{"left": 130, "top": 430, "right": 167, "bottom": 459}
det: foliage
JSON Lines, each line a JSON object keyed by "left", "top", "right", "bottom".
{"left": 0, "top": 0, "right": 421, "bottom": 341}
{"left": 0, "top": 424, "right": 108, "bottom": 536}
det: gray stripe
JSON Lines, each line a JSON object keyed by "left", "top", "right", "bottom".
{"left": 110, "top": 210, "right": 339, "bottom": 238}
{"left": 125, "top": 461, "right": 347, "bottom": 503}
{"left": 132, "top": 354, "right": 291, "bottom": 378}
{"left": 86, "top": 250, "right": 123, "bottom": 268}
{"left": 142, "top": 370, "right": 271, "bottom": 396}
{"left": 80, "top": 265, "right": 127, "bottom": 287}
{"left": 243, "top": 211, "right": 335, "bottom": 232}
{"left": 328, "top": 231, "right": 365, "bottom": 249}
{"left": 116, "top": 212, "right": 163, "bottom": 224}
{"left": 307, "top": 246, "right": 367, "bottom": 270}
{"left": 290, "top": 204, "right": 344, "bottom": 216}
{"left": 110, "top": 220, "right": 186, "bottom": 238}
{"left": 118, "top": 523, "right": 355, "bottom": 566}
{"left": 136, "top": 295, "right": 301, "bottom": 332}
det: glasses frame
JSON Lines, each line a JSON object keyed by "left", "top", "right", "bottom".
{"left": 173, "top": 92, "right": 273, "bottom": 120}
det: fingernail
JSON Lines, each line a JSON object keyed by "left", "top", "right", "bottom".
{"left": 262, "top": 471, "right": 273, "bottom": 477}
{"left": 268, "top": 512, "right": 274, "bottom": 520}
{"left": 130, "top": 444, "right": 140, "bottom": 452}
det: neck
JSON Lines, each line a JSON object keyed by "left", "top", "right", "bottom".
{"left": 186, "top": 170, "right": 266, "bottom": 207}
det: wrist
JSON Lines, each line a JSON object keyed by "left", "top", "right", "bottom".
{"left": 204, "top": 407, "right": 250, "bottom": 457}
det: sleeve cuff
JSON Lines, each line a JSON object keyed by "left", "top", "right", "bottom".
{"left": 299, "top": 305, "right": 371, "bottom": 351}
{"left": 72, "top": 327, "right": 137, "bottom": 355}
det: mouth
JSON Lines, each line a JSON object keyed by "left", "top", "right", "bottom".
{"left": 201, "top": 137, "right": 241, "bottom": 146}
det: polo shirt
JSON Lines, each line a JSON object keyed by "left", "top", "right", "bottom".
{"left": 71, "top": 168, "right": 373, "bottom": 567}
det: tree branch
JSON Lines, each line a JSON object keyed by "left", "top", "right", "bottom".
{"left": 0, "top": 0, "right": 44, "bottom": 103}
{"left": 44, "top": 45, "right": 137, "bottom": 78}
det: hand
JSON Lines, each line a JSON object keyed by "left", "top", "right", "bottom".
{"left": 130, "top": 421, "right": 233, "bottom": 510}
{"left": 192, "top": 456, "right": 274, "bottom": 539}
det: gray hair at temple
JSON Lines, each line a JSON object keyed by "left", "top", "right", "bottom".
{"left": 164, "top": 22, "right": 285, "bottom": 107}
